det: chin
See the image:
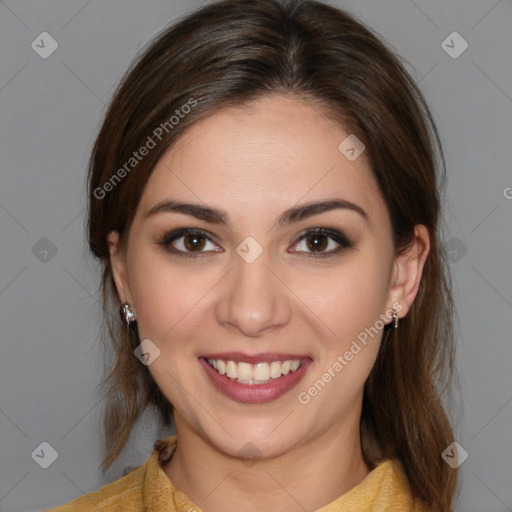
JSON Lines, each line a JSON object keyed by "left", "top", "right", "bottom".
{"left": 200, "top": 420, "right": 303, "bottom": 461}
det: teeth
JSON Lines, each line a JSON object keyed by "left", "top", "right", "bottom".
{"left": 226, "top": 360, "right": 237, "bottom": 379}
{"left": 206, "top": 358, "right": 303, "bottom": 384}
{"left": 291, "top": 360, "right": 300, "bottom": 371}
{"left": 253, "top": 362, "right": 269, "bottom": 381}
{"left": 269, "top": 361, "right": 282, "bottom": 379}
{"left": 237, "top": 362, "right": 253, "bottom": 381}
{"left": 217, "top": 360, "right": 226, "bottom": 375}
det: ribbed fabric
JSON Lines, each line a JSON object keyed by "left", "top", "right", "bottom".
{"left": 46, "top": 435, "right": 425, "bottom": 511}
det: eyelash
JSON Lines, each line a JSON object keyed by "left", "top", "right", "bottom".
{"left": 158, "top": 227, "right": 352, "bottom": 259}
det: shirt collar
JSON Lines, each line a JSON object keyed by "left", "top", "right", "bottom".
{"left": 143, "top": 435, "right": 201, "bottom": 512}
{"left": 143, "top": 435, "right": 417, "bottom": 512}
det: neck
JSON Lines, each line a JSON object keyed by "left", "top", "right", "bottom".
{"left": 163, "top": 415, "right": 370, "bottom": 512}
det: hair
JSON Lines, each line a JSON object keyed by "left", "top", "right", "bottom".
{"left": 86, "top": 0, "right": 458, "bottom": 509}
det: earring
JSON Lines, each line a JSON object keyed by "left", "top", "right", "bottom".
{"left": 120, "top": 303, "right": 136, "bottom": 326}
{"left": 392, "top": 309, "right": 399, "bottom": 329}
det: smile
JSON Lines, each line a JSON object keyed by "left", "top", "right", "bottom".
{"left": 199, "top": 354, "right": 312, "bottom": 404}
{"left": 206, "top": 358, "right": 302, "bottom": 385}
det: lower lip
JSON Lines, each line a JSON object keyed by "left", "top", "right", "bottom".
{"left": 199, "top": 357, "right": 312, "bottom": 404}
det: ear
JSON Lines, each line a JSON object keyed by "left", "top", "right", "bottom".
{"left": 386, "top": 224, "right": 430, "bottom": 320}
{"left": 107, "top": 230, "right": 132, "bottom": 306}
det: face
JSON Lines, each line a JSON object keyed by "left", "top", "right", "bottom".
{"left": 108, "top": 95, "right": 427, "bottom": 460}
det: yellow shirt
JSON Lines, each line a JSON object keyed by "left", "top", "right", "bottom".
{"left": 46, "top": 435, "right": 424, "bottom": 511}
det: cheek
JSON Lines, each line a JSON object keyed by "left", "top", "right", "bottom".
{"left": 315, "top": 255, "right": 391, "bottom": 337}
{"left": 127, "top": 249, "right": 213, "bottom": 345}
{"left": 299, "top": 253, "right": 392, "bottom": 394}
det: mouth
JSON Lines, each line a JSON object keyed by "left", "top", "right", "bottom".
{"left": 206, "top": 357, "right": 303, "bottom": 385}
{"left": 199, "top": 353, "right": 312, "bottom": 404}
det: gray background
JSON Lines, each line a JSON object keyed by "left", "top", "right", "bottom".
{"left": 0, "top": 0, "right": 511, "bottom": 511}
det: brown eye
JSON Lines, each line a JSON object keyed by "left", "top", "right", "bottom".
{"left": 292, "top": 228, "right": 352, "bottom": 257}
{"left": 304, "top": 233, "right": 329, "bottom": 252}
{"left": 160, "top": 228, "right": 221, "bottom": 258}
{"left": 183, "top": 233, "right": 206, "bottom": 251}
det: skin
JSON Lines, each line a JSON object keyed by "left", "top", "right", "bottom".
{"left": 108, "top": 95, "right": 429, "bottom": 512}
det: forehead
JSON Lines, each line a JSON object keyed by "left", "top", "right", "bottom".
{"left": 136, "top": 95, "right": 388, "bottom": 228}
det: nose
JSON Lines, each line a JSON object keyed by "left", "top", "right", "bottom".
{"left": 215, "top": 249, "right": 292, "bottom": 338}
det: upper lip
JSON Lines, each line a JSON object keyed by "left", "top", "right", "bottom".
{"left": 200, "top": 352, "right": 311, "bottom": 364}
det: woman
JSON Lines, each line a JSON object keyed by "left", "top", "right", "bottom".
{"left": 47, "top": 0, "right": 458, "bottom": 510}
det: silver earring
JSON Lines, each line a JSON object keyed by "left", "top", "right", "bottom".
{"left": 392, "top": 309, "right": 399, "bottom": 329}
{"left": 120, "top": 303, "right": 136, "bottom": 326}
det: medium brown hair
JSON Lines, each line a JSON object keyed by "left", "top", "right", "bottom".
{"left": 87, "top": 0, "right": 458, "bottom": 509}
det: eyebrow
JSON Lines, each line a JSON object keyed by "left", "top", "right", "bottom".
{"left": 144, "top": 198, "right": 368, "bottom": 228}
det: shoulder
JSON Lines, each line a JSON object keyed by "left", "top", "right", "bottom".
{"left": 45, "top": 436, "right": 179, "bottom": 512}
{"left": 45, "top": 459, "right": 147, "bottom": 511}
{"left": 371, "top": 459, "right": 431, "bottom": 512}
{"left": 317, "top": 458, "right": 428, "bottom": 512}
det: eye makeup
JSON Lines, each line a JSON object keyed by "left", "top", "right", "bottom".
{"left": 156, "top": 226, "right": 354, "bottom": 259}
